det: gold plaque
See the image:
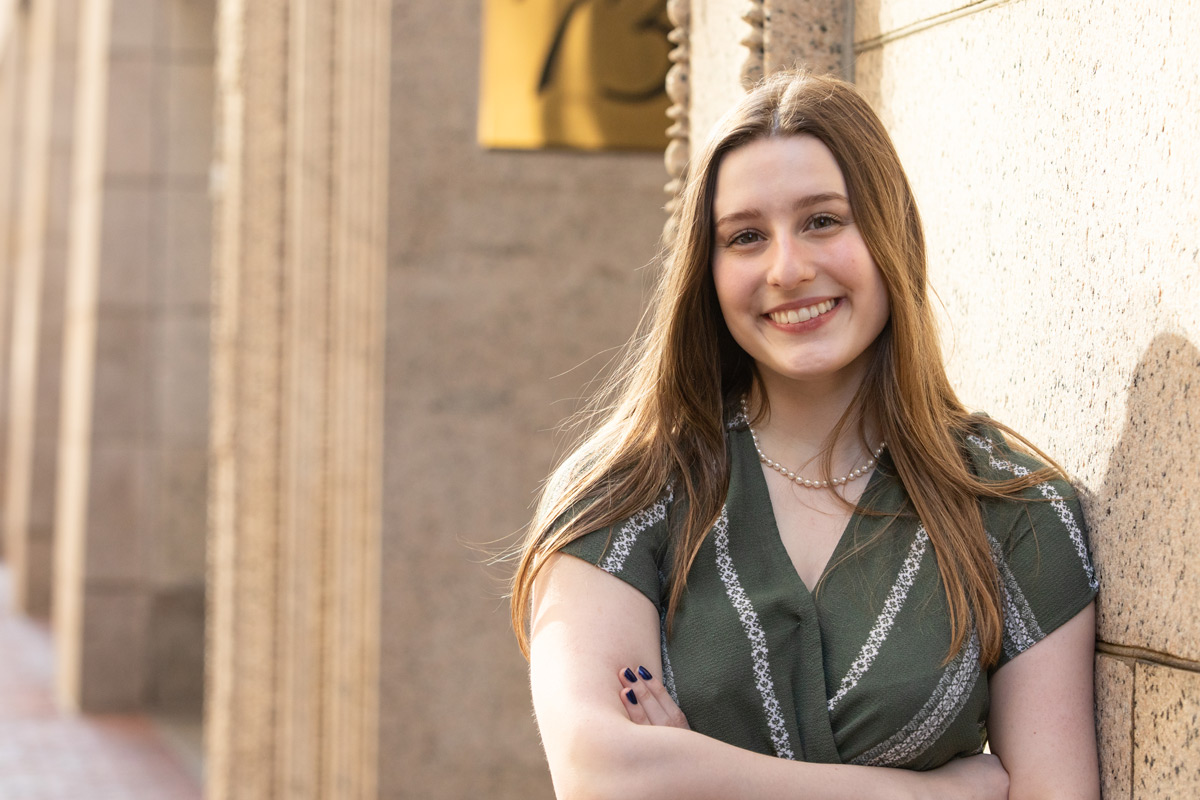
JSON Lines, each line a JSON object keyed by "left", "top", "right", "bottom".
{"left": 479, "top": 0, "right": 672, "bottom": 151}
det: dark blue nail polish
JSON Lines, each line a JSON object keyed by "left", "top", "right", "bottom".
{"left": 623, "top": 668, "right": 637, "bottom": 682}
{"left": 638, "top": 666, "right": 653, "bottom": 681}
{"left": 625, "top": 689, "right": 637, "bottom": 705}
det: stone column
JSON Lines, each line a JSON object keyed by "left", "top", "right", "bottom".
{"left": 207, "top": 1, "right": 387, "bottom": 796}
{"left": 55, "top": 0, "right": 214, "bottom": 712}
{"left": 0, "top": 0, "right": 30, "bottom": 564}
{"left": 5, "top": 0, "right": 77, "bottom": 621}
{"left": 5, "top": 0, "right": 51, "bottom": 616}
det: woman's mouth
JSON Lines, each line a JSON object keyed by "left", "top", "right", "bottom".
{"left": 767, "top": 299, "right": 837, "bottom": 325}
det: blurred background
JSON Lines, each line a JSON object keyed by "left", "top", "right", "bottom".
{"left": 0, "top": 1, "right": 1196, "bottom": 798}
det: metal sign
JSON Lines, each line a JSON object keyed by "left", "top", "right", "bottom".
{"left": 479, "top": 0, "right": 672, "bottom": 151}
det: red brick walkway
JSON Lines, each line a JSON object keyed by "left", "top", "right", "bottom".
{"left": 0, "top": 566, "right": 203, "bottom": 800}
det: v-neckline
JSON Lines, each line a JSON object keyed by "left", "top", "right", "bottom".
{"left": 735, "top": 427, "right": 887, "bottom": 604}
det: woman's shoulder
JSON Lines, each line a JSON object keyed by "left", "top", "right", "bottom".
{"left": 958, "top": 418, "right": 1099, "bottom": 669}
{"left": 957, "top": 415, "right": 1091, "bottom": 559}
{"left": 555, "top": 484, "right": 676, "bottom": 609}
{"left": 958, "top": 415, "right": 1061, "bottom": 487}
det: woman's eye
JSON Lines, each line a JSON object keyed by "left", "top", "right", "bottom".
{"left": 809, "top": 213, "right": 841, "bottom": 230}
{"left": 729, "top": 230, "right": 763, "bottom": 246}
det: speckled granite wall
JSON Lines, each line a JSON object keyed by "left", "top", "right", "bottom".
{"left": 853, "top": 1, "right": 1200, "bottom": 796}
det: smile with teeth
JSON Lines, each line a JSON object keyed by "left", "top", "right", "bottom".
{"left": 767, "top": 299, "right": 837, "bottom": 325}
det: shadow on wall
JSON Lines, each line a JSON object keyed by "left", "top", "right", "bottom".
{"left": 1087, "top": 332, "right": 1200, "bottom": 657}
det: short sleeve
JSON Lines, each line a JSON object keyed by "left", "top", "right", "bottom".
{"left": 557, "top": 490, "right": 673, "bottom": 611}
{"left": 964, "top": 432, "right": 1100, "bottom": 671}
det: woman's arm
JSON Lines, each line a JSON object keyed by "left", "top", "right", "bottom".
{"left": 530, "top": 553, "right": 1009, "bottom": 800}
{"left": 987, "top": 601, "right": 1100, "bottom": 800}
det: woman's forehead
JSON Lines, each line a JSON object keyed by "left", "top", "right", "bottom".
{"left": 712, "top": 135, "right": 847, "bottom": 221}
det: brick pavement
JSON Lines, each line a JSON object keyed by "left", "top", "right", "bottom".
{"left": 0, "top": 566, "right": 203, "bottom": 800}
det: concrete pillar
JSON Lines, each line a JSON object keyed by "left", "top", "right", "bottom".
{"left": 0, "top": 1, "right": 30, "bottom": 561}
{"left": 55, "top": 0, "right": 213, "bottom": 712}
{"left": 207, "top": 1, "right": 386, "bottom": 796}
{"left": 6, "top": 0, "right": 76, "bottom": 620}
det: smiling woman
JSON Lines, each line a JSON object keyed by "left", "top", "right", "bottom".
{"left": 511, "top": 70, "right": 1099, "bottom": 800}
{"left": 711, "top": 136, "right": 890, "bottom": 394}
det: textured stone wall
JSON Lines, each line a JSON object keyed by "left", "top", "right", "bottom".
{"left": 54, "top": 0, "right": 212, "bottom": 712}
{"left": 852, "top": 2, "right": 1199, "bottom": 797}
{"left": 379, "top": 3, "right": 668, "bottom": 797}
{"left": 207, "top": 1, "right": 387, "bottom": 797}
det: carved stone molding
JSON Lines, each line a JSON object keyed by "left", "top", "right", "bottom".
{"left": 740, "top": 1, "right": 765, "bottom": 89}
{"left": 663, "top": 0, "right": 689, "bottom": 236}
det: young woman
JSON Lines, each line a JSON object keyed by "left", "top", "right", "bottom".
{"left": 512, "top": 71, "right": 1099, "bottom": 800}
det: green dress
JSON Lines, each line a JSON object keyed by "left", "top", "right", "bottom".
{"left": 560, "top": 418, "right": 1098, "bottom": 769}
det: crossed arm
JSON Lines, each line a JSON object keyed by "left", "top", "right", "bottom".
{"left": 529, "top": 553, "right": 1099, "bottom": 800}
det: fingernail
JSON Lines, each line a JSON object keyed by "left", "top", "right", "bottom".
{"left": 623, "top": 668, "right": 637, "bottom": 682}
{"left": 638, "top": 666, "right": 653, "bottom": 681}
{"left": 625, "top": 689, "right": 637, "bottom": 705}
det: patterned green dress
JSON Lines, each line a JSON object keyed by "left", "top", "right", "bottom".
{"left": 560, "top": 417, "right": 1098, "bottom": 769}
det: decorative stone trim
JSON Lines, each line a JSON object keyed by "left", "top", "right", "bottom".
{"left": 740, "top": 1, "right": 765, "bottom": 90}
{"left": 663, "top": 0, "right": 689, "bottom": 236}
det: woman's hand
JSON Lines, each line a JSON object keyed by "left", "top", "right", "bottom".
{"left": 925, "top": 753, "right": 1010, "bottom": 800}
{"left": 618, "top": 665, "right": 690, "bottom": 730}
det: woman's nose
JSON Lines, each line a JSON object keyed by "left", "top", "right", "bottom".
{"left": 767, "top": 235, "right": 816, "bottom": 288}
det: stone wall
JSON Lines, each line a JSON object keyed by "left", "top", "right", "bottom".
{"left": 852, "top": 2, "right": 1200, "bottom": 796}
{"left": 379, "top": 3, "right": 668, "bottom": 797}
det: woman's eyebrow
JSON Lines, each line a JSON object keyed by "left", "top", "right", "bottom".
{"left": 713, "top": 208, "right": 761, "bottom": 229}
{"left": 793, "top": 191, "right": 848, "bottom": 209}
{"left": 714, "top": 192, "right": 849, "bottom": 229}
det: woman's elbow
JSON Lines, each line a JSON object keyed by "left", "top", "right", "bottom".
{"left": 548, "top": 722, "right": 660, "bottom": 800}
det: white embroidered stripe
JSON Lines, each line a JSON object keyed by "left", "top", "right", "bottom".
{"left": 600, "top": 489, "right": 672, "bottom": 575}
{"left": 966, "top": 435, "right": 1098, "bottom": 591}
{"left": 657, "top": 570, "right": 679, "bottom": 704}
{"left": 712, "top": 507, "right": 796, "bottom": 760}
{"left": 827, "top": 527, "right": 929, "bottom": 713}
{"left": 851, "top": 632, "right": 982, "bottom": 767}
{"left": 987, "top": 533, "right": 1043, "bottom": 658}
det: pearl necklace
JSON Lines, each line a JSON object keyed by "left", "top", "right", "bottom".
{"left": 742, "top": 399, "right": 885, "bottom": 490}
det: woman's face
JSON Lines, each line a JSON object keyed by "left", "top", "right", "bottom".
{"left": 711, "top": 135, "right": 890, "bottom": 395}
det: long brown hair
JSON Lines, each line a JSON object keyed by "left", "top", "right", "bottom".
{"left": 511, "top": 70, "right": 1058, "bottom": 666}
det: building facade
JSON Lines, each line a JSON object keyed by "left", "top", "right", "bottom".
{"left": 0, "top": 1, "right": 1195, "bottom": 798}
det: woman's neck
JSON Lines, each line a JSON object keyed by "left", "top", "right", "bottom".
{"left": 747, "top": 370, "right": 880, "bottom": 476}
